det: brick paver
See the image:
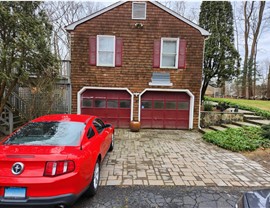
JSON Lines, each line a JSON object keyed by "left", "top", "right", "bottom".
{"left": 100, "top": 129, "right": 270, "bottom": 187}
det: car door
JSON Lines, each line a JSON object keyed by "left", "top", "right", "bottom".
{"left": 93, "top": 119, "right": 109, "bottom": 159}
{"left": 79, "top": 122, "right": 99, "bottom": 182}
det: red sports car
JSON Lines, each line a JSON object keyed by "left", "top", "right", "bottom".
{"left": 0, "top": 114, "right": 114, "bottom": 208}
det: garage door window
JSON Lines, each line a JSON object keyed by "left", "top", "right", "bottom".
{"left": 82, "top": 98, "right": 93, "bottom": 107}
{"left": 154, "top": 101, "right": 164, "bottom": 109}
{"left": 120, "top": 100, "right": 131, "bottom": 108}
{"left": 95, "top": 100, "right": 106, "bottom": 108}
{"left": 107, "top": 100, "right": 118, "bottom": 108}
{"left": 142, "top": 101, "right": 152, "bottom": 109}
{"left": 166, "top": 101, "right": 176, "bottom": 109}
{"left": 178, "top": 102, "right": 189, "bottom": 110}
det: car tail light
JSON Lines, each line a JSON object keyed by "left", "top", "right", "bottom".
{"left": 44, "top": 161, "right": 75, "bottom": 177}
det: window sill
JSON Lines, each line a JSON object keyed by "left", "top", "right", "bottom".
{"left": 148, "top": 82, "right": 173, "bottom": 86}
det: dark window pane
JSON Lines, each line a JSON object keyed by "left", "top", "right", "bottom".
{"left": 82, "top": 98, "right": 93, "bottom": 107}
{"left": 95, "top": 100, "right": 106, "bottom": 108}
{"left": 166, "top": 101, "right": 176, "bottom": 109}
{"left": 142, "top": 101, "right": 152, "bottom": 109}
{"left": 178, "top": 102, "right": 189, "bottom": 110}
{"left": 154, "top": 101, "right": 164, "bottom": 109}
{"left": 108, "top": 100, "right": 118, "bottom": 108}
{"left": 120, "top": 100, "right": 131, "bottom": 108}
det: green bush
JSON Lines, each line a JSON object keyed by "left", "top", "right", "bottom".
{"left": 261, "top": 124, "right": 270, "bottom": 140}
{"left": 203, "top": 126, "right": 270, "bottom": 152}
{"left": 203, "top": 101, "right": 213, "bottom": 111}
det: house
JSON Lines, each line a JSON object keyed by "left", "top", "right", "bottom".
{"left": 65, "top": 1, "right": 209, "bottom": 129}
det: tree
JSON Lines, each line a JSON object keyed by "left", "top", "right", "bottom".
{"left": 199, "top": 1, "right": 240, "bottom": 100}
{"left": 0, "top": 2, "right": 58, "bottom": 114}
{"left": 241, "top": 1, "right": 266, "bottom": 98}
{"left": 43, "top": 1, "right": 103, "bottom": 60}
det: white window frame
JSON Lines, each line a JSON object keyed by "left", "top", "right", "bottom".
{"left": 132, "top": 2, "right": 147, "bottom": 20}
{"left": 97, "top": 35, "right": 115, "bottom": 67}
{"left": 160, "top": 37, "right": 179, "bottom": 69}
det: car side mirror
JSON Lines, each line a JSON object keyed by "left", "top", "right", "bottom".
{"left": 87, "top": 128, "right": 95, "bottom": 139}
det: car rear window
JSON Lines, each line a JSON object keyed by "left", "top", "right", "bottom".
{"left": 4, "top": 122, "right": 85, "bottom": 146}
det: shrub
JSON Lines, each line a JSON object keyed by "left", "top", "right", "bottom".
{"left": 261, "top": 124, "right": 270, "bottom": 140}
{"left": 203, "top": 101, "right": 213, "bottom": 111}
{"left": 203, "top": 126, "right": 270, "bottom": 152}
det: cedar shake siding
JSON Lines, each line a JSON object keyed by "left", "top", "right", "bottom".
{"left": 67, "top": 1, "right": 208, "bottom": 129}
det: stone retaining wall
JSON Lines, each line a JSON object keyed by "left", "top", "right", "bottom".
{"left": 200, "top": 111, "right": 244, "bottom": 128}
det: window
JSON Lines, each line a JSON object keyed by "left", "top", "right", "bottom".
{"left": 82, "top": 98, "right": 93, "bottom": 108}
{"left": 93, "top": 119, "right": 105, "bottom": 134}
{"left": 4, "top": 122, "right": 85, "bottom": 146}
{"left": 154, "top": 101, "right": 164, "bottom": 109}
{"left": 132, "top": 2, "right": 146, "bottom": 20}
{"left": 107, "top": 100, "right": 118, "bottom": 108}
{"left": 161, "top": 38, "right": 179, "bottom": 68}
{"left": 178, "top": 102, "right": 189, "bottom": 110}
{"left": 166, "top": 101, "right": 176, "bottom": 109}
{"left": 120, "top": 100, "right": 131, "bottom": 108}
{"left": 142, "top": 101, "right": 152, "bottom": 109}
{"left": 95, "top": 100, "right": 106, "bottom": 108}
{"left": 97, "top": 35, "right": 115, "bottom": 67}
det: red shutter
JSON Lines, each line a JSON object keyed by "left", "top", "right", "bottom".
{"left": 89, "top": 36, "right": 96, "bottom": 65}
{"left": 178, "top": 39, "right": 187, "bottom": 69}
{"left": 115, "top": 38, "right": 123, "bottom": 67}
{"left": 153, "top": 39, "right": 161, "bottom": 68}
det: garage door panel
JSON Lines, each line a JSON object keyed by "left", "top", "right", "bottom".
{"left": 81, "top": 89, "right": 131, "bottom": 128}
{"left": 141, "top": 91, "right": 190, "bottom": 129}
{"left": 153, "top": 120, "right": 164, "bottom": 128}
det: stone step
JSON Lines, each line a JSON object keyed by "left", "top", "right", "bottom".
{"left": 246, "top": 119, "right": 270, "bottom": 126}
{"left": 244, "top": 115, "right": 263, "bottom": 120}
{"left": 199, "top": 128, "right": 214, "bottom": 134}
{"left": 221, "top": 124, "right": 241, "bottom": 129}
{"left": 225, "top": 108, "right": 255, "bottom": 115}
{"left": 209, "top": 126, "right": 227, "bottom": 131}
{"left": 232, "top": 121, "right": 259, "bottom": 127}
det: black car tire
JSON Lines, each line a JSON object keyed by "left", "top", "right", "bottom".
{"left": 84, "top": 160, "right": 100, "bottom": 197}
{"left": 108, "top": 134, "right": 114, "bottom": 152}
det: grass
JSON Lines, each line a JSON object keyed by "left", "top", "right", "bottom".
{"left": 203, "top": 126, "right": 270, "bottom": 152}
{"left": 205, "top": 97, "right": 270, "bottom": 118}
{"left": 206, "top": 97, "right": 270, "bottom": 111}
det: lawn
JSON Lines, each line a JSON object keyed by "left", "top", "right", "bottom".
{"left": 207, "top": 97, "right": 270, "bottom": 111}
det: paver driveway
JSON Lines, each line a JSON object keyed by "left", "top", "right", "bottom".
{"left": 100, "top": 129, "right": 270, "bottom": 187}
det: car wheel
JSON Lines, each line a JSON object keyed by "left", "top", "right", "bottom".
{"left": 108, "top": 134, "right": 114, "bottom": 152}
{"left": 85, "top": 160, "right": 100, "bottom": 197}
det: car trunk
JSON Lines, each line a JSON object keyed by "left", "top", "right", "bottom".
{"left": 0, "top": 145, "right": 78, "bottom": 177}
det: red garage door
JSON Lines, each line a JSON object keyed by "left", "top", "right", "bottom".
{"left": 81, "top": 89, "right": 131, "bottom": 128}
{"left": 141, "top": 91, "right": 190, "bottom": 129}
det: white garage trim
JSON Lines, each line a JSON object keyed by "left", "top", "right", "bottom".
{"left": 77, "top": 87, "right": 134, "bottom": 121}
{"left": 138, "top": 88, "right": 194, "bottom": 129}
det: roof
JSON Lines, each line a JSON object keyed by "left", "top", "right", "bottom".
{"left": 65, "top": 1, "right": 210, "bottom": 36}
{"left": 32, "top": 114, "right": 95, "bottom": 123}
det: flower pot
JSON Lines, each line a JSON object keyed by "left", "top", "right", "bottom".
{"left": 130, "top": 121, "right": 141, "bottom": 132}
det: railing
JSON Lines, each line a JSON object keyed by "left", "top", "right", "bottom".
{"left": 0, "top": 106, "right": 13, "bottom": 135}
{"left": 8, "top": 91, "right": 28, "bottom": 119}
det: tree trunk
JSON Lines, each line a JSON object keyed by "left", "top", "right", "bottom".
{"left": 201, "top": 80, "right": 209, "bottom": 102}
{"left": 267, "top": 65, "right": 270, "bottom": 99}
